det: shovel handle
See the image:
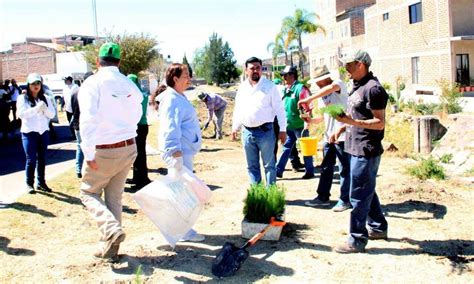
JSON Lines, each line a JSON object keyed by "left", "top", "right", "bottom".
{"left": 244, "top": 217, "right": 286, "bottom": 248}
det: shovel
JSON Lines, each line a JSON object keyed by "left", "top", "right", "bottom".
{"left": 211, "top": 217, "right": 286, "bottom": 278}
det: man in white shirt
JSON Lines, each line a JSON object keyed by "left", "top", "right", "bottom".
{"left": 232, "top": 57, "right": 287, "bottom": 185}
{"left": 298, "top": 65, "right": 351, "bottom": 212}
{"left": 63, "top": 76, "right": 79, "bottom": 139}
{"left": 79, "top": 42, "right": 142, "bottom": 260}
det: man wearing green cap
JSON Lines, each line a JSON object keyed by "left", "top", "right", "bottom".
{"left": 333, "top": 50, "right": 389, "bottom": 253}
{"left": 79, "top": 42, "right": 143, "bottom": 259}
{"left": 127, "top": 74, "right": 151, "bottom": 189}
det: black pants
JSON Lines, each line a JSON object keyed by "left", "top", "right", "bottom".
{"left": 133, "top": 124, "right": 149, "bottom": 185}
{"left": 66, "top": 112, "right": 76, "bottom": 139}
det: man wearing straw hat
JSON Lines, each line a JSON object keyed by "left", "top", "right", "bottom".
{"left": 298, "top": 65, "right": 351, "bottom": 212}
{"left": 333, "top": 50, "right": 389, "bottom": 254}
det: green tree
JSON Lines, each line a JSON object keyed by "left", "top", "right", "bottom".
{"left": 192, "top": 33, "right": 239, "bottom": 84}
{"left": 83, "top": 32, "right": 158, "bottom": 75}
{"left": 182, "top": 54, "right": 193, "bottom": 78}
{"left": 280, "top": 9, "right": 325, "bottom": 77}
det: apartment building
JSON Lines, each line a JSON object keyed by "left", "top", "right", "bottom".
{"left": 309, "top": 0, "right": 474, "bottom": 103}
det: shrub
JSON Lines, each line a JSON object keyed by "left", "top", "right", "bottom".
{"left": 407, "top": 156, "right": 446, "bottom": 180}
{"left": 439, "top": 153, "right": 453, "bottom": 164}
{"left": 437, "top": 79, "right": 463, "bottom": 114}
{"left": 243, "top": 183, "right": 286, "bottom": 224}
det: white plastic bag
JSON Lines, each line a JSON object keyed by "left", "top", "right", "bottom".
{"left": 133, "top": 167, "right": 211, "bottom": 247}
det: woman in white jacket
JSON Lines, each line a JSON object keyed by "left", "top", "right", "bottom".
{"left": 17, "top": 73, "right": 56, "bottom": 193}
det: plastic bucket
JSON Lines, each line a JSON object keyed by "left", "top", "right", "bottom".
{"left": 299, "top": 137, "right": 318, "bottom": 156}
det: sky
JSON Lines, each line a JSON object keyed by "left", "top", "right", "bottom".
{"left": 0, "top": 0, "right": 316, "bottom": 64}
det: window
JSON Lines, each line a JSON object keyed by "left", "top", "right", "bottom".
{"left": 411, "top": 57, "right": 420, "bottom": 84}
{"left": 409, "top": 2, "right": 422, "bottom": 24}
{"left": 383, "top": 13, "right": 389, "bottom": 21}
{"left": 456, "top": 54, "right": 470, "bottom": 85}
{"left": 320, "top": 58, "right": 325, "bottom": 66}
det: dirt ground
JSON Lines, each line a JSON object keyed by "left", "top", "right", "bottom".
{"left": 1, "top": 93, "right": 473, "bottom": 283}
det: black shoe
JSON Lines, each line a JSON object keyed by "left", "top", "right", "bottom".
{"left": 77, "top": 173, "right": 82, "bottom": 178}
{"left": 302, "top": 173, "right": 315, "bottom": 179}
{"left": 126, "top": 178, "right": 136, "bottom": 184}
{"left": 276, "top": 172, "right": 283, "bottom": 178}
{"left": 37, "top": 184, "right": 52, "bottom": 192}
{"left": 291, "top": 162, "right": 304, "bottom": 170}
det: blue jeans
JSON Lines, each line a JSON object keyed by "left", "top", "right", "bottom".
{"left": 21, "top": 131, "right": 49, "bottom": 186}
{"left": 75, "top": 130, "right": 84, "bottom": 175}
{"left": 348, "top": 155, "right": 388, "bottom": 249}
{"left": 316, "top": 142, "right": 350, "bottom": 202}
{"left": 241, "top": 123, "right": 276, "bottom": 185}
{"left": 276, "top": 128, "right": 314, "bottom": 176}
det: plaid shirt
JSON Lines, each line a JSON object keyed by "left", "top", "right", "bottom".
{"left": 205, "top": 93, "right": 227, "bottom": 121}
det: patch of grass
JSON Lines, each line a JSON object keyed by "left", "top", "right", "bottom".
{"left": 384, "top": 116, "right": 414, "bottom": 156}
{"left": 134, "top": 264, "right": 143, "bottom": 284}
{"left": 407, "top": 156, "right": 446, "bottom": 180}
{"left": 439, "top": 153, "right": 453, "bottom": 164}
{"left": 463, "top": 167, "right": 474, "bottom": 177}
{"left": 243, "top": 183, "right": 285, "bottom": 224}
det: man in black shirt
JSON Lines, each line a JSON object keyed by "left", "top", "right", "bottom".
{"left": 333, "top": 50, "right": 389, "bottom": 253}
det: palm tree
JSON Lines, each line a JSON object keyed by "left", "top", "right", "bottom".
{"left": 267, "top": 33, "right": 290, "bottom": 65}
{"left": 280, "top": 8, "right": 325, "bottom": 77}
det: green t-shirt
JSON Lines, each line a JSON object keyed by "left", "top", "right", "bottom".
{"left": 282, "top": 81, "right": 305, "bottom": 130}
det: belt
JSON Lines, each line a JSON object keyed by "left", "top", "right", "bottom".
{"left": 96, "top": 138, "right": 135, "bottom": 149}
{"left": 244, "top": 122, "right": 273, "bottom": 131}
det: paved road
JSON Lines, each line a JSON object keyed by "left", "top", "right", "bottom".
{"left": 0, "top": 123, "right": 77, "bottom": 204}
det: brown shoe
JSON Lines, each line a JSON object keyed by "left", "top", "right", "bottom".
{"left": 369, "top": 230, "right": 388, "bottom": 240}
{"left": 334, "top": 243, "right": 365, "bottom": 254}
{"left": 101, "top": 230, "right": 126, "bottom": 259}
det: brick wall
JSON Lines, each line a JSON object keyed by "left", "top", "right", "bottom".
{"left": 336, "top": 0, "right": 375, "bottom": 14}
{"left": 1, "top": 43, "right": 56, "bottom": 82}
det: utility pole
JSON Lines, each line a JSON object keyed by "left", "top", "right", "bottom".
{"left": 92, "top": 0, "right": 98, "bottom": 37}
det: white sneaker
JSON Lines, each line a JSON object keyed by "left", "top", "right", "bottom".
{"left": 179, "top": 229, "right": 205, "bottom": 242}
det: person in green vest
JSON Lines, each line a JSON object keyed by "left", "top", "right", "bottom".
{"left": 128, "top": 74, "right": 151, "bottom": 190}
{"left": 276, "top": 66, "right": 314, "bottom": 179}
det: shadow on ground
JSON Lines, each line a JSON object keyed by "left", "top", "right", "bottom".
{"left": 0, "top": 236, "right": 35, "bottom": 256}
{"left": 109, "top": 222, "right": 327, "bottom": 282}
{"left": 383, "top": 199, "right": 447, "bottom": 220}
{"left": 368, "top": 238, "right": 473, "bottom": 274}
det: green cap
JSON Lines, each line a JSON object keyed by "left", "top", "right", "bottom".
{"left": 98, "top": 42, "right": 121, "bottom": 61}
{"left": 27, "top": 73, "right": 42, "bottom": 84}
{"left": 127, "top": 74, "right": 138, "bottom": 83}
{"left": 339, "top": 50, "right": 372, "bottom": 66}
{"left": 273, "top": 78, "right": 282, "bottom": 85}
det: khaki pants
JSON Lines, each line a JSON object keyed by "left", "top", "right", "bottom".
{"left": 80, "top": 144, "right": 137, "bottom": 241}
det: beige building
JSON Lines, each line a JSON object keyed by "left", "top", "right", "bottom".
{"left": 309, "top": 0, "right": 474, "bottom": 107}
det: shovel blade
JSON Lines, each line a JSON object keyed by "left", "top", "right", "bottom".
{"left": 212, "top": 242, "right": 249, "bottom": 277}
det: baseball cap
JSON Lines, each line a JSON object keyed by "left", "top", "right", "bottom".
{"left": 64, "top": 76, "right": 73, "bottom": 82}
{"left": 127, "top": 74, "right": 138, "bottom": 83}
{"left": 27, "top": 73, "right": 42, "bottom": 84}
{"left": 98, "top": 42, "right": 121, "bottom": 61}
{"left": 339, "top": 50, "right": 372, "bottom": 66}
{"left": 280, "top": 65, "right": 298, "bottom": 76}
{"left": 198, "top": 92, "right": 208, "bottom": 101}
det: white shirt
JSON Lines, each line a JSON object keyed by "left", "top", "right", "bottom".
{"left": 63, "top": 83, "right": 79, "bottom": 113}
{"left": 232, "top": 77, "right": 287, "bottom": 131}
{"left": 17, "top": 94, "right": 56, "bottom": 134}
{"left": 315, "top": 79, "right": 348, "bottom": 142}
{"left": 79, "top": 66, "right": 143, "bottom": 161}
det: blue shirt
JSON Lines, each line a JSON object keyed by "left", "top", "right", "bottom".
{"left": 158, "top": 88, "right": 202, "bottom": 160}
